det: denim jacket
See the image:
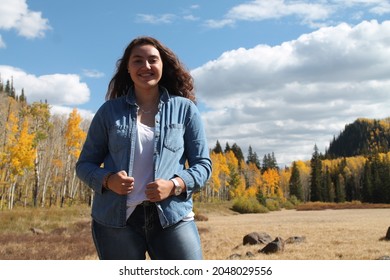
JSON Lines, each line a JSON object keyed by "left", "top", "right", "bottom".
{"left": 76, "top": 87, "right": 212, "bottom": 228}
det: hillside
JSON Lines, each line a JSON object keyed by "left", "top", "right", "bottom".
{"left": 326, "top": 118, "right": 390, "bottom": 158}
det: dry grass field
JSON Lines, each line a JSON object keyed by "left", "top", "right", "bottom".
{"left": 196, "top": 203, "right": 390, "bottom": 260}
{"left": 0, "top": 202, "right": 389, "bottom": 260}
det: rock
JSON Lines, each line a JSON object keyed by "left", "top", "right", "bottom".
{"left": 228, "top": 253, "right": 242, "bottom": 259}
{"left": 285, "top": 236, "right": 306, "bottom": 244}
{"left": 379, "top": 227, "right": 390, "bottom": 241}
{"left": 259, "top": 237, "right": 285, "bottom": 254}
{"left": 385, "top": 227, "right": 390, "bottom": 240}
{"left": 377, "top": 256, "right": 390, "bottom": 260}
{"left": 30, "top": 227, "right": 44, "bottom": 235}
{"left": 243, "top": 232, "right": 273, "bottom": 245}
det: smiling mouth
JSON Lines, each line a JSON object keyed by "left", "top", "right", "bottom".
{"left": 139, "top": 73, "right": 154, "bottom": 77}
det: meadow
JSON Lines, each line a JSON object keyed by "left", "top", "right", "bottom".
{"left": 0, "top": 202, "right": 389, "bottom": 260}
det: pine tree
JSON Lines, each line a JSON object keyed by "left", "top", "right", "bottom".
{"left": 310, "top": 144, "right": 323, "bottom": 201}
{"left": 361, "top": 160, "right": 372, "bottom": 202}
{"left": 212, "top": 140, "right": 223, "bottom": 154}
{"left": 322, "top": 166, "right": 332, "bottom": 202}
{"left": 289, "top": 161, "right": 304, "bottom": 201}
{"left": 247, "top": 145, "right": 260, "bottom": 169}
{"left": 335, "top": 173, "right": 346, "bottom": 203}
{"left": 224, "top": 142, "right": 231, "bottom": 153}
{"left": 262, "top": 152, "right": 279, "bottom": 172}
{"left": 19, "top": 89, "right": 27, "bottom": 103}
{"left": 5, "top": 80, "right": 11, "bottom": 94}
{"left": 231, "top": 143, "right": 244, "bottom": 166}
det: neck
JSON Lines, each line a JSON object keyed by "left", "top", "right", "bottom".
{"left": 134, "top": 86, "right": 159, "bottom": 106}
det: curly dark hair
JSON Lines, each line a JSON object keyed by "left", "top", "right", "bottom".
{"left": 106, "top": 36, "right": 195, "bottom": 102}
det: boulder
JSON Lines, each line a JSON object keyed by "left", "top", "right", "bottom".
{"left": 259, "top": 237, "right": 285, "bottom": 254}
{"left": 285, "top": 236, "right": 306, "bottom": 244}
{"left": 243, "top": 232, "right": 273, "bottom": 245}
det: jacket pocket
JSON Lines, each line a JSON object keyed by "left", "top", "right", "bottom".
{"left": 163, "top": 124, "right": 184, "bottom": 152}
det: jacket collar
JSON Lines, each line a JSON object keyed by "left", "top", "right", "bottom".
{"left": 125, "top": 86, "right": 170, "bottom": 106}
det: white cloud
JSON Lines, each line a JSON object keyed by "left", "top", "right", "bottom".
{"left": 227, "top": 0, "right": 331, "bottom": 22}
{"left": 204, "top": 0, "right": 390, "bottom": 29}
{"left": 0, "top": 65, "right": 90, "bottom": 105}
{"left": 192, "top": 20, "right": 390, "bottom": 166}
{"left": 0, "top": 0, "right": 50, "bottom": 39}
{"left": 205, "top": 0, "right": 333, "bottom": 28}
{"left": 82, "top": 69, "right": 105, "bottom": 79}
{"left": 370, "top": 2, "right": 390, "bottom": 15}
{"left": 204, "top": 19, "right": 235, "bottom": 29}
{"left": 136, "top": 14, "right": 176, "bottom": 24}
{"left": 50, "top": 105, "right": 95, "bottom": 121}
{"left": 183, "top": 15, "right": 200, "bottom": 21}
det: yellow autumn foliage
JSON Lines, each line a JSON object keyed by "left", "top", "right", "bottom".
{"left": 65, "top": 108, "right": 86, "bottom": 158}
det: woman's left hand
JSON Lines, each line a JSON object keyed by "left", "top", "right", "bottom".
{"left": 145, "top": 179, "right": 174, "bottom": 202}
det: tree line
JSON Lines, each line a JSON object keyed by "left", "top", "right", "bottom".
{"left": 206, "top": 141, "right": 390, "bottom": 206}
{"left": 0, "top": 81, "right": 88, "bottom": 209}
{"left": 1, "top": 78, "right": 389, "bottom": 210}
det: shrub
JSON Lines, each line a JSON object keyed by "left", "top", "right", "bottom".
{"left": 265, "top": 198, "right": 280, "bottom": 211}
{"left": 282, "top": 200, "right": 296, "bottom": 210}
{"left": 232, "top": 197, "right": 269, "bottom": 214}
{"left": 288, "top": 195, "right": 301, "bottom": 206}
{"left": 256, "top": 191, "right": 266, "bottom": 206}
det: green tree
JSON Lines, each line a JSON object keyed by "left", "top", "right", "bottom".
{"left": 231, "top": 143, "right": 244, "bottom": 167}
{"left": 247, "top": 145, "right": 260, "bottom": 169}
{"left": 212, "top": 140, "right": 223, "bottom": 154}
{"left": 262, "top": 152, "right": 278, "bottom": 172}
{"left": 310, "top": 144, "right": 323, "bottom": 201}
{"left": 224, "top": 142, "right": 231, "bottom": 153}
{"left": 335, "top": 173, "right": 346, "bottom": 203}
{"left": 289, "top": 161, "right": 304, "bottom": 201}
{"left": 361, "top": 160, "right": 372, "bottom": 202}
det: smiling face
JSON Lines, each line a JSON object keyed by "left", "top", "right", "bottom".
{"left": 127, "top": 44, "right": 163, "bottom": 93}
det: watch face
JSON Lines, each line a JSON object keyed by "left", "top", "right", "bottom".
{"left": 175, "top": 186, "right": 182, "bottom": 196}
{"left": 171, "top": 178, "right": 181, "bottom": 195}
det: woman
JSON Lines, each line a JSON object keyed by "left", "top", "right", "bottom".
{"left": 76, "top": 36, "right": 212, "bottom": 260}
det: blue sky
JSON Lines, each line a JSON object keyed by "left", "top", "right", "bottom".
{"left": 1, "top": 0, "right": 390, "bottom": 166}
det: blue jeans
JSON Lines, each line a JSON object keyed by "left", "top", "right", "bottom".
{"left": 91, "top": 202, "right": 203, "bottom": 260}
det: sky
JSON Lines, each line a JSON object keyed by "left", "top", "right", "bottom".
{"left": 1, "top": 0, "right": 390, "bottom": 167}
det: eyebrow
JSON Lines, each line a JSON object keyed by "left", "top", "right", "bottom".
{"left": 130, "top": 54, "right": 160, "bottom": 59}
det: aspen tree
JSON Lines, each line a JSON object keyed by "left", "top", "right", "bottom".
{"left": 7, "top": 117, "right": 36, "bottom": 208}
{"left": 62, "top": 108, "right": 86, "bottom": 206}
{"left": 29, "top": 102, "right": 51, "bottom": 207}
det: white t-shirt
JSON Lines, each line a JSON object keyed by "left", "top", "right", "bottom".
{"left": 126, "top": 122, "right": 194, "bottom": 222}
{"left": 126, "top": 122, "right": 155, "bottom": 219}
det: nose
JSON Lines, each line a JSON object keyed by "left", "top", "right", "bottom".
{"left": 143, "top": 60, "right": 151, "bottom": 69}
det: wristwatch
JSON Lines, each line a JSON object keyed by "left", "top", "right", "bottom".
{"left": 170, "top": 178, "right": 182, "bottom": 196}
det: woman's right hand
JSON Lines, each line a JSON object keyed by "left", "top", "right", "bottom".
{"left": 106, "top": 170, "right": 134, "bottom": 195}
